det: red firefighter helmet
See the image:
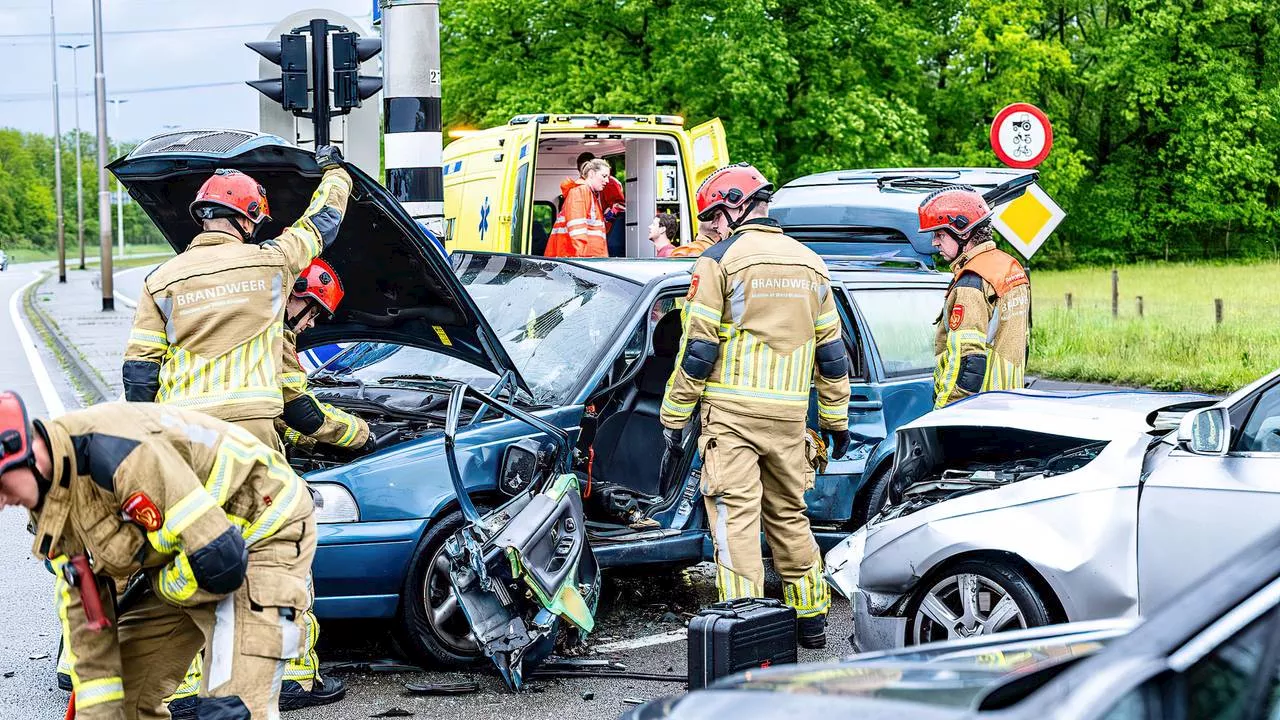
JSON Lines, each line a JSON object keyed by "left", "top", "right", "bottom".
{"left": 918, "top": 186, "right": 992, "bottom": 238}
{"left": 292, "top": 259, "right": 345, "bottom": 316}
{"left": 696, "top": 163, "right": 774, "bottom": 222}
{"left": 0, "top": 390, "right": 33, "bottom": 477}
{"left": 189, "top": 169, "right": 271, "bottom": 225}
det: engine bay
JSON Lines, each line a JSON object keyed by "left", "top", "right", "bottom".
{"left": 882, "top": 426, "right": 1109, "bottom": 521}
{"left": 286, "top": 383, "right": 451, "bottom": 473}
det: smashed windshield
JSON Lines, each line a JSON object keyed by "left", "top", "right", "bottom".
{"left": 322, "top": 254, "right": 642, "bottom": 404}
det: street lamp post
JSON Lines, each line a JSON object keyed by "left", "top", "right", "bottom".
{"left": 107, "top": 98, "right": 128, "bottom": 257}
{"left": 48, "top": 0, "right": 66, "bottom": 283}
{"left": 92, "top": 0, "right": 113, "bottom": 311}
{"left": 59, "top": 43, "right": 89, "bottom": 270}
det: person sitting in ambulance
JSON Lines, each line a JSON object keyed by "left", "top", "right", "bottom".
{"left": 649, "top": 212, "right": 682, "bottom": 257}
{"left": 546, "top": 158, "right": 612, "bottom": 258}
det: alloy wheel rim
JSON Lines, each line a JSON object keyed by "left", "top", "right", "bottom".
{"left": 422, "top": 546, "right": 480, "bottom": 655}
{"left": 912, "top": 572, "right": 1027, "bottom": 645}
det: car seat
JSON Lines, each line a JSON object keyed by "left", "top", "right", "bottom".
{"left": 590, "top": 309, "right": 684, "bottom": 498}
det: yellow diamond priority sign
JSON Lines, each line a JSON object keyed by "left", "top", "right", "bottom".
{"left": 989, "top": 183, "right": 1065, "bottom": 261}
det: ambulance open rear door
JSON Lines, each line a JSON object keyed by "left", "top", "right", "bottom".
{"left": 501, "top": 122, "right": 540, "bottom": 254}
{"left": 688, "top": 118, "right": 730, "bottom": 187}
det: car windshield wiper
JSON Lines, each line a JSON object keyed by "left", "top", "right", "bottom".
{"left": 309, "top": 371, "right": 359, "bottom": 386}
{"left": 378, "top": 374, "right": 457, "bottom": 388}
{"left": 875, "top": 175, "right": 960, "bottom": 191}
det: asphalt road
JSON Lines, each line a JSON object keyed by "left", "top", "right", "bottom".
{"left": 0, "top": 261, "right": 857, "bottom": 720}
{"left": 4, "top": 260, "right": 1128, "bottom": 719}
{"left": 0, "top": 262, "right": 77, "bottom": 720}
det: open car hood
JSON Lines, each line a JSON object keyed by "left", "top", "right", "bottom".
{"left": 108, "top": 129, "right": 528, "bottom": 394}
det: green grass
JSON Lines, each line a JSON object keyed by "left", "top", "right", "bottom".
{"left": 5, "top": 243, "right": 172, "bottom": 264}
{"left": 1030, "top": 262, "right": 1280, "bottom": 392}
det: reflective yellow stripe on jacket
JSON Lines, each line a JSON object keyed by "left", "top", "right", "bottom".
{"left": 156, "top": 325, "right": 283, "bottom": 414}
{"left": 710, "top": 324, "right": 813, "bottom": 411}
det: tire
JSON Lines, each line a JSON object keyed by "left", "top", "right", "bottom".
{"left": 394, "top": 509, "right": 486, "bottom": 669}
{"left": 903, "top": 559, "right": 1052, "bottom": 646}
{"left": 848, "top": 463, "right": 892, "bottom": 530}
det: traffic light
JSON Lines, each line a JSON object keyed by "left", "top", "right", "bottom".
{"left": 247, "top": 33, "right": 309, "bottom": 111}
{"left": 331, "top": 32, "right": 383, "bottom": 110}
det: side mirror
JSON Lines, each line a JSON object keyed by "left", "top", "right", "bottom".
{"left": 1177, "top": 407, "right": 1231, "bottom": 456}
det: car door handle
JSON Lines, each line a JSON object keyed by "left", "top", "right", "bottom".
{"left": 848, "top": 400, "right": 883, "bottom": 412}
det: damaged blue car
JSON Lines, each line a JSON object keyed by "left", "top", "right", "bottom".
{"left": 112, "top": 129, "right": 951, "bottom": 683}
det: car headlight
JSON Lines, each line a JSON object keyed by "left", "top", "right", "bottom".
{"left": 310, "top": 483, "right": 360, "bottom": 524}
{"left": 824, "top": 527, "right": 867, "bottom": 600}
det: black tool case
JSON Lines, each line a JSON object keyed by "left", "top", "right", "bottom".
{"left": 687, "top": 598, "right": 797, "bottom": 689}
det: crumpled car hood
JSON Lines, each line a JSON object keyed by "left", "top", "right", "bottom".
{"left": 905, "top": 390, "right": 1215, "bottom": 441}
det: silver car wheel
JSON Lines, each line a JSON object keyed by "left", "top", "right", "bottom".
{"left": 912, "top": 572, "right": 1028, "bottom": 645}
{"left": 422, "top": 546, "right": 480, "bottom": 655}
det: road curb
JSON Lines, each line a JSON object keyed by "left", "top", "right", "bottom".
{"left": 23, "top": 272, "right": 112, "bottom": 406}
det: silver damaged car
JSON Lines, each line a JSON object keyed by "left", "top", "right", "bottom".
{"left": 827, "top": 375, "right": 1280, "bottom": 653}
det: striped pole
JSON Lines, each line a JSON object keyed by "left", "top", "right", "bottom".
{"left": 382, "top": 0, "right": 443, "bottom": 226}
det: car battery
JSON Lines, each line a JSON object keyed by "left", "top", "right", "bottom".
{"left": 687, "top": 598, "right": 797, "bottom": 689}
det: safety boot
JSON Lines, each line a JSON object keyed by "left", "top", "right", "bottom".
{"left": 280, "top": 674, "right": 347, "bottom": 711}
{"left": 798, "top": 615, "right": 827, "bottom": 649}
{"left": 167, "top": 695, "right": 199, "bottom": 720}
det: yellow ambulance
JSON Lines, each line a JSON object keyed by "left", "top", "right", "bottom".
{"left": 442, "top": 114, "right": 729, "bottom": 256}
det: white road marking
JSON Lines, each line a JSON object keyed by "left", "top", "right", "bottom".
{"left": 593, "top": 629, "right": 686, "bottom": 653}
{"left": 9, "top": 273, "right": 66, "bottom": 417}
{"left": 112, "top": 264, "right": 153, "bottom": 309}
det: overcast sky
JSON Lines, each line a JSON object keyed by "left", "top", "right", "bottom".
{"left": 0, "top": 0, "right": 372, "bottom": 143}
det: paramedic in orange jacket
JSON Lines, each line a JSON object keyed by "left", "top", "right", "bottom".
{"left": 920, "top": 186, "right": 1031, "bottom": 408}
{"left": 545, "top": 158, "right": 611, "bottom": 258}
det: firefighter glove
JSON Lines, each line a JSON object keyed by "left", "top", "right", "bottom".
{"left": 824, "top": 429, "right": 851, "bottom": 460}
{"left": 658, "top": 426, "right": 684, "bottom": 486}
{"left": 315, "top": 145, "right": 344, "bottom": 170}
{"left": 662, "top": 427, "right": 682, "bottom": 451}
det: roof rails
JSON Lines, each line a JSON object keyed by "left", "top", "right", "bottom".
{"left": 508, "top": 114, "right": 684, "bottom": 127}
{"left": 820, "top": 255, "right": 933, "bottom": 272}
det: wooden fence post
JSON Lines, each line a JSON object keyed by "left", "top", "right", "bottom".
{"left": 1215, "top": 298, "right": 1224, "bottom": 326}
{"left": 1111, "top": 270, "right": 1119, "bottom": 318}
{"left": 1066, "top": 292, "right": 1073, "bottom": 310}
{"left": 1136, "top": 296, "right": 1144, "bottom": 318}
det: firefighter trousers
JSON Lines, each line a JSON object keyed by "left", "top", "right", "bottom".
{"left": 698, "top": 405, "right": 831, "bottom": 618}
{"left": 167, "top": 417, "right": 316, "bottom": 704}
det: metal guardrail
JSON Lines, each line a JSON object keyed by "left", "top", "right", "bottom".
{"left": 24, "top": 273, "right": 112, "bottom": 405}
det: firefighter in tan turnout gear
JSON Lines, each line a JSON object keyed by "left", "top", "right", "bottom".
{"left": 276, "top": 259, "right": 371, "bottom": 452}
{"left": 0, "top": 392, "right": 315, "bottom": 720}
{"left": 919, "top": 186, "right": 1030, "bottom": 408}
{"left": 122, "top": 146, "right": 352, "bottom": 451}
{"left": 121, "top": 146, "right": 351, "bottom": 713}
{"left": 659, "top": 164, "right": 851, "bottom": 649}
{"left": 162, "top": 262, "right": 364, "bottom": 718}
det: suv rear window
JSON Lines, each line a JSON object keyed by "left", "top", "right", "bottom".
{"left": 851, "top": 288, "right": 944, "bottom": 378}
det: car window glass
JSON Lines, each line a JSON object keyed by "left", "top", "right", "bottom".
{"left": 1186, "top": 611, "right": 1277, "bottom": 720}
{"left": 850, "top": 288, "right": 945, "bottom": 378}
{"left": 622, "top": 295, "right": 681, "bottom": 369}
{"left": 325, "top": 343, "right": 498, "bottom": 388}
{"left": 1237, "top": 383, "right": 1280, "bottom": 453}
{"left": 1099, "top": 685, "right": 1157, "bottom": 720}
{"left": 833, "top": 288, "right": 866, "bottom": 380}
{"left": 453, "top": 253, "right": 643, "bottom": 403}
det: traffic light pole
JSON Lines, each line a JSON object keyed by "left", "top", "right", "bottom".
{"left": 307, "top": 18, "right": 331, "bottom": 148}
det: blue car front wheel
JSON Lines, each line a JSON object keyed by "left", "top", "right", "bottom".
{"left": 395, "top": 510, "right": 487, "bottom": 668}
